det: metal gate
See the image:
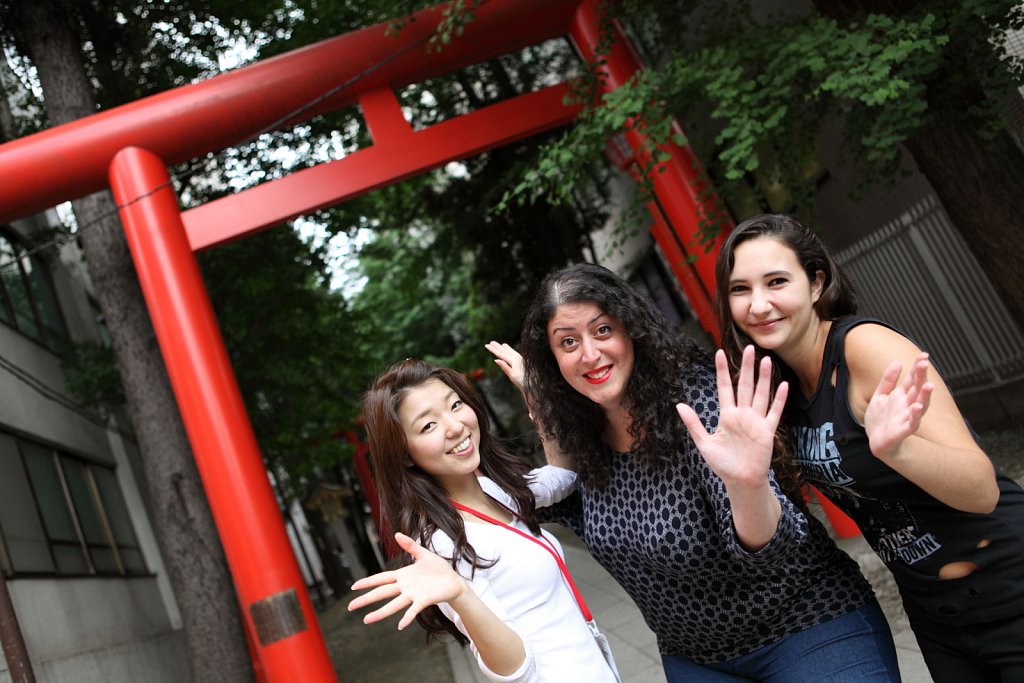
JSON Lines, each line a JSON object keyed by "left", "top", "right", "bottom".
{"left": 835, "top": 193, "right": 1024, "bottom": 393}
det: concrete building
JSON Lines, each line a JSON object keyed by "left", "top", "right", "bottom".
{"left": 0, "top": 208, "right": 186, "bottom": 682}
{"left": 0, "top": 64, "right": 185, "bottom": 681}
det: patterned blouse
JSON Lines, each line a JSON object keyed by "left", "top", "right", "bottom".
{"left": 539, "top": 363, "right": 875, "bottom": 664}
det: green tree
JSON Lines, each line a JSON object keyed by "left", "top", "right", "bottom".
{"left": 198, "top": 227, "right": 361, "bottom": 493}
{"left": 343, "top": 161, "right": 600, "bottom": 377}
{"left": 511, "top": 0, "right": 1024, "bottom": 330}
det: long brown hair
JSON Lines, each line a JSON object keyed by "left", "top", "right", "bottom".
{"left": 713, "top": 214, "right": 859, "bottom": 506}
{"left": 362, "top": 359, "right": 540, "bottom": 644}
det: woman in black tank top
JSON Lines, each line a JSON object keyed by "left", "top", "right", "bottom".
{"left": 715, "top": 213, "right": 1024, "bottom": 683}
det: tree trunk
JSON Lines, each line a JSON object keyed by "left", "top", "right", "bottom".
{"left": 11, "top": 2, "right": 252, "bottom": 681}
{"left": 901, "top": 107, "right": 1024, "bottom": 333}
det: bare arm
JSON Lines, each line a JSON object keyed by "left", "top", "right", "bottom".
{"left": 846, "top": 324, "right": 998, "bottom": 513}
{"left": 676, "top": 347, "right": 787, "bottom": 550}
{"left": 348, "top": 533, "right": 528, "bottom": 677}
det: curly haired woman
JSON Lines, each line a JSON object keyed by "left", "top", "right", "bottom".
{"left": 487, "top": 262, "right": 900, "bottom": 682}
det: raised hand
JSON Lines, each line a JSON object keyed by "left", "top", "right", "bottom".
{"left": 676, "top": 346, "right": 788, "bottom": 489}
{"left": 484, "top": 341, "right": 525, "bottom": 394}
{"left": 348, "top": 533, "right": 467, "bottom": 630}
{"left": 864, "top": 352, "right": 934, "bottom": 459}
{"left": 485, "top": 340, "right": 572, "bottom": 468}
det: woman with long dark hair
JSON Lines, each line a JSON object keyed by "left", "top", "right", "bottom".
{"left": 715, "top": 213, "right": 1024, "bottom": 682}
{"left": 349, "top": 359, "right": 620, "bottom": 683}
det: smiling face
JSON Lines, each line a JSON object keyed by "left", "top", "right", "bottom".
{"left": 546, "top": 301, "right": 635, "bottom": 415}
{"left": 727, "top": 236, "right": 825, "bottom": 358}
{"left": 398, "top": 378, "right": 481, "bottom": 492}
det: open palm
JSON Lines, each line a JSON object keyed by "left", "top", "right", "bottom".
{"left": 677, "top": 347, "right": 788, "bottom": 488}
{"left": 348, "top": 533, "right": 466, "bottom": 630}
{"left": 864, "top": 352, "right": 933, "bottom": 458}
{"left": 485, "top": 341, "right": 525, "bottom": 393}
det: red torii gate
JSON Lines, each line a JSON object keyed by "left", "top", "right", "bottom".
{"left": 0, "top": 0, "right": 737, "bottom": 680}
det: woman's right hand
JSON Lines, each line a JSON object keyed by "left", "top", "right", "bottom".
{"left": 348, "top": 533, "right": 466, "bottom": 630}
{"left": 485, "top": 340, "right": 573, "bottom": 469}
{"left": 676, "top": 346, "right": 787, "bottom": 488}
{"left": 351, "top": 533, "right": 529, "bottom": 675}
{"left": 484, "top": 341, "right": 525, "bottom": 394}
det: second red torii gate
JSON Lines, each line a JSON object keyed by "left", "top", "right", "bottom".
{"left": 0, "top": 0, "right": 731, "bottom": 680}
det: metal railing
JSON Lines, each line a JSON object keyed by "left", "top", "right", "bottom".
{"left": 835, "top": 193, "right": 1024, "bottom": 393}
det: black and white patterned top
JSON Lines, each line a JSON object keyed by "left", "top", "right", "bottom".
{"left": 540, "top": 364, "right": 874, "bottom": 664}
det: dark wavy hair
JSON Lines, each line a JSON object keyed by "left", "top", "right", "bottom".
{"left": 520, "top": 262, "right": 710, "bottom": 488}
{"left": 361, "top": 359, "right": 541, "bottom": 645}
{"left": 713, "top": 213, "right": 859, "bottom": 505}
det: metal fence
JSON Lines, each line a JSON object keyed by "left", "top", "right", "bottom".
{"left": 834, "top": 193, "right": 1024, "bottom": 393}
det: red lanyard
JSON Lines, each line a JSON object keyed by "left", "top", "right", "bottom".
{"left": 450, "top": 499, "right": 593, "bottom": 622}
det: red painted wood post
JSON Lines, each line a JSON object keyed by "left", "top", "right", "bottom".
{"left": 570, "top": 0, "right": 727, "bottom": 341}
{"left": 810, "top": 487, "right": 862, "bottom": 539}
{"left": 109, "top": 146, "right": 338, "bottom": 682}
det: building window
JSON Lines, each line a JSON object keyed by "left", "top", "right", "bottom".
{"left": 0, "top": 228, "right": 70, "bottom": 353}
{"left": 0, "top": 431, "right": 147, "bottom": 577}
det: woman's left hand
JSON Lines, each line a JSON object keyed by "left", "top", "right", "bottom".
{"left": 864, "top": 352, "right": 934, "bottom": 459}
{"left": 676, "top": 346, "right": 788, "bottom": 488}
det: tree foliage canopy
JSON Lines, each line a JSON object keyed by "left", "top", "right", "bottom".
{"left": 507, "top": 0, "right": 1024, "bottom": 232}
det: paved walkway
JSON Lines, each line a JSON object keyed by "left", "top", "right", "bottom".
{"left": 327, "top": 512, "right": 933, "bottom": 682}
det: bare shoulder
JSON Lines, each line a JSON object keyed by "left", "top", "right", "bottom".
{"left": 844, "top": 322, "right": 923, "bottom": 377}
{"left": 843, "top": 323, "right": 922, "bottom": 412}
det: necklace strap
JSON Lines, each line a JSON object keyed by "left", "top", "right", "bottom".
{"left": 451, "top": 499, "right": 592, "bottom": 621}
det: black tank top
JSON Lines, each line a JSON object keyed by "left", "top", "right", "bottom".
{"left": 789, "top": 315, "right": 1024, "bottom": 624}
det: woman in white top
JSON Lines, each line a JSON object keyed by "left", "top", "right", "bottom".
{"left": 349, "top": 359, "right": 619, "bottom": 683}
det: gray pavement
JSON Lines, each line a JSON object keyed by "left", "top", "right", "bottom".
{"left": 321, "top": 586, "right": 453, "bottom": 683}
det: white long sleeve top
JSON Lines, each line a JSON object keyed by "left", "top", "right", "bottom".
{"left": 431, "top": 466, "right": 618, "bottom": 683}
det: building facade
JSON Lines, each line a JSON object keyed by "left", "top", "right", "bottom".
{"left": 0, "top": 214, "right": 185, "bottom": 681}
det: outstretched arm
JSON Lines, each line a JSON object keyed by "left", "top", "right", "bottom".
{"left": 676, "top": 346, "right": 788, "bottom": 551}
{"left": 485, "top": 340, "right": 573, "bottom": 469}
{"left": 847, "top": 325, "right": 998, "bottom": 513}
{"left": 348, "top": 533, "right": 527, "bottom": 677}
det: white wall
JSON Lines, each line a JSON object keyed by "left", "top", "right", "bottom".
{"left": 588, "top": 165, "right": 653, "bottom": 276}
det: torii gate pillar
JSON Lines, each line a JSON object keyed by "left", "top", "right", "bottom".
{"left": 109, "top": 147, "right": 337, "bottom": 682}
{"left": 571, "top": 0, "right": 726, "bottom": 338}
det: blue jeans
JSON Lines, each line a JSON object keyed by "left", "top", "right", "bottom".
{"left": 661, "top": 600, "right": 901, "bottom": 682}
